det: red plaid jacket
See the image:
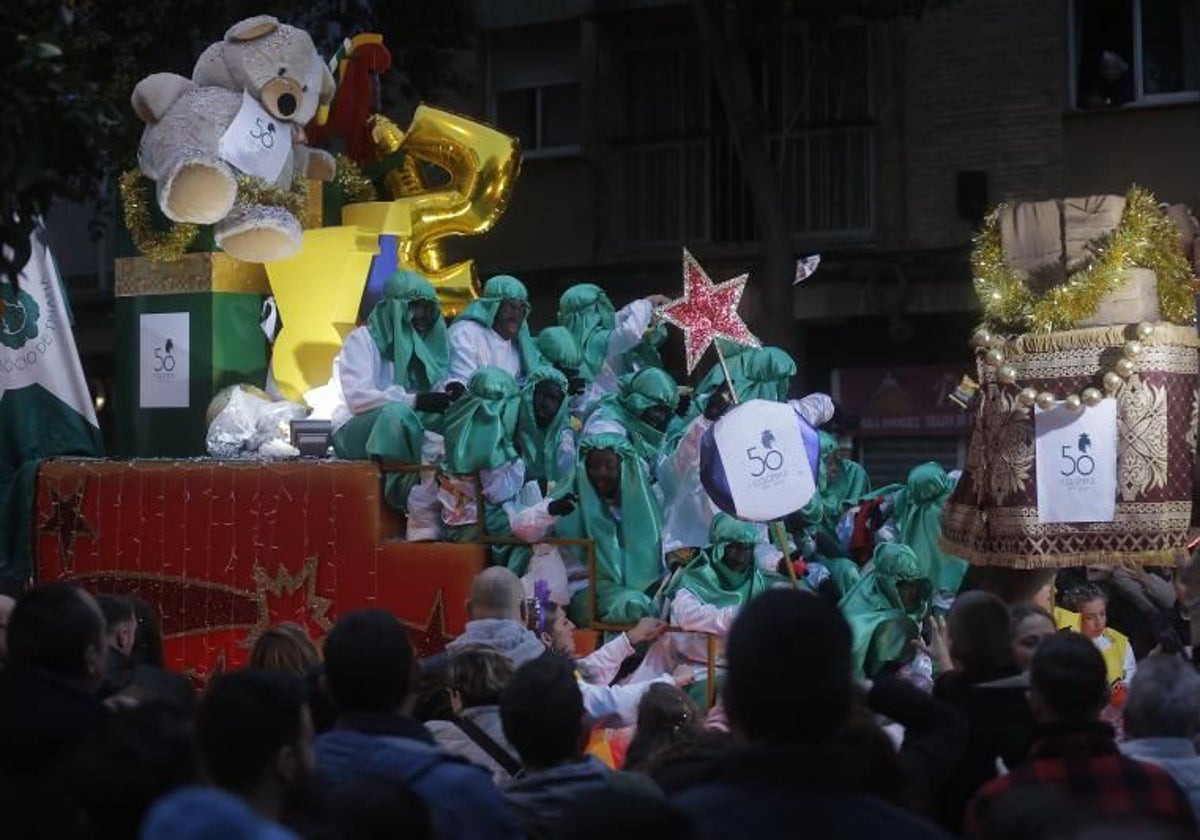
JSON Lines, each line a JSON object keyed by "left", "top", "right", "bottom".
{"left": 963, "top": 721, "right": 1195, "bottom": 835}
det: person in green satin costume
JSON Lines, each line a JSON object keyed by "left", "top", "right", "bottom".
{"left": 662, "top": 512, "right": 771, "bottom": 703}
{"left": 550, "top": 433, "right": 665, "bottom": 624}
{"left": 839, "top": 542, "right": 932, "bottom": 678}
{"left": 331, "top": 270, "right": 450, "bottom": 509}
{"left": 536, "top": 326, "right": 585, "bottom": 383}
{"left": 669, "top": 345, "right": 795, "bottom": 443}
{"left": 624, "top": 321, "right": 668, "bottom": 373}
{"left": 447, "top": 274, "right": 543, "bottom": 386}
{"left": 514, "top": 366, "right": 574, "bottom": 488}
{"left": 583, "top": 367, "right": 680, "bottom": 467}
{"left": 557, "top": 283, "right": 618, "bottom": 381}
{"left": 892, "top": 462, "right": 967, "bottom": 598}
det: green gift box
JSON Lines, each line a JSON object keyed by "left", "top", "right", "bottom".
{"left": 114, "top": 253, "right": 270, "bottom": 456}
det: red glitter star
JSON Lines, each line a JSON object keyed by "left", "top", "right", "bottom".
{"left": 660, "top": 248, "right": 760, "bottom": 373}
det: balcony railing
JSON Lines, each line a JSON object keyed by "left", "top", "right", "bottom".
{"left": 607, "top": 124, "right": 874, "bottom": 250}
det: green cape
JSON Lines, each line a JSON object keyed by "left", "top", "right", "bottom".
{"left": 892, "top": 462, "right": 967, "bottom": 595}
{"left": 456, "top": 274, "right": 543, "bottom": 374}
{"left": 552, "top": 433, "right": 664, "bottom": 623}
{"left": 591, "top": 367, "right": 679, "bottom": 464}
{"left": 557, "top": 283, "right": 615, "bottom": 380}
{"left": 624, "top": 322, "right": 667, "bottom": 372}
{"left": 366, "top": 270, "right": 449, "bottom": 392}
{"left": 442, "top": 367, "right": 520, "bottom": 474}
{"left": 667, "top": 513, "right": 768, "bottom": 608}
{"left": 839, "top": 542, "right": 932, "bottom": 678}
{"left": 514, "top": 366, "right": 571, "bottom": 484}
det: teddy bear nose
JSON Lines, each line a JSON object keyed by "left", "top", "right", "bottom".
{"left": 277, "top": 93, "right": 297, "bottom": 117}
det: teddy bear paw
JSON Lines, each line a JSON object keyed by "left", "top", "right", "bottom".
{"left": 160, "top": 156, "right": 236, "bottom": 224}
{"left": 215, "top": 204, "right": 302, "bottom": 263}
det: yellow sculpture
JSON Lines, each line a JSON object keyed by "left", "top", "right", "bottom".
{"left": 265, "top": 105, "right": 522, "bottom": 402}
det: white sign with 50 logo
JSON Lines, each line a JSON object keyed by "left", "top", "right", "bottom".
{"left": 1034, "top": 399, "right": 1117, "bottom": 524}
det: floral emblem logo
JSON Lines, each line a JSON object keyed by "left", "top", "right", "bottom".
{"left": 0, "top": 283, "right": 39, "bottom": 350}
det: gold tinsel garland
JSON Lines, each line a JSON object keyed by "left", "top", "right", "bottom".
{"left": 120, "top": 168, "right": 313, "bottom": 263}
{"left": 333, "top": 154, "right": 377, "bottom": 204}
{"left": 972, "top": 186, "right": 1199, "bottom": 333}
{"left": 119, "top": 169, "right": 201, "bottom": 262}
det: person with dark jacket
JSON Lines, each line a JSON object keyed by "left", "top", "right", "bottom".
{"left": 96, "top": 593, "right": 137, "bottom": 697}
{"left": 932, "top": 592, "right": 1036, "bottom": 829}
{"left": 314, "top": 608, "right": 522, "bottom": 840}
{"left": 669, "top": 589, "right": 947, "bottom": 838}
{"left": 500, "top": 653, "right": 659, "bottom": 838}
{"left": 964, "top": 633, "right": 1195, "bottom": 835}
{"left": 0, "top": 582, "right": 107, "bottom": 838}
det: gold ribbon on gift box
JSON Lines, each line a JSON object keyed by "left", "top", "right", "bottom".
{"left": 115, "top": 253, "right": 270, "bottom": 297}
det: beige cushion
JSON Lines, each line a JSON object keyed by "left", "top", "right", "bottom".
{"left": 1000, "top": 199, "right": 1064, "bottom": 283}
{"left": 1063, "top": 195, "right": 1126, "bottom": 270}
{"left": 1076, "top": 267, "right": 1160, "bottom": 327}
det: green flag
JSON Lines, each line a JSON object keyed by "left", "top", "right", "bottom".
{"left": 0, "top": 227, "right": 103, "bottom": 586}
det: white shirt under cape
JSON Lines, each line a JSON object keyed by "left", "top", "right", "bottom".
{"left": 630, "top": 588, "right": 736, "bottom": 686}
{"left": 571, "top": 299, "right": 655, "bottom": 417}
{"left": 322, "top": 326, "right": 416, "bottom": 432}
{"left": 577, "top": 631, "right": 673, "bottom": 727}
{"left": 444, "top": 318, "right": 524, "bottom": 387}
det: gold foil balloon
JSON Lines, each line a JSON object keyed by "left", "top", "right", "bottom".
{"left": 343, "top": 104, "right": 523, "bottom": 315}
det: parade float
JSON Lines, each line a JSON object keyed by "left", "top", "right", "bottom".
{"left": 34, "top": 20, "right": 521, "bottom": 676}
{"left": 941, "top": 191, "right": 1200, "bottom": 600}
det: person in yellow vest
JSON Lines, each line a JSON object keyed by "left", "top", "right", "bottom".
{"left": 1054, "top": 582, "right": 1136, "bottom": 689}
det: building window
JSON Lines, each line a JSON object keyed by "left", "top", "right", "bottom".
{"left": 1071, "top": 0, "right": 1200, "bottom": 108}
{"left": 494, "top": 82, "right": 581, "bottom": 155}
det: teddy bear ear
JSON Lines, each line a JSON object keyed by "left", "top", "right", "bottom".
{"left": 224, "top": 15, "right": 280, "bottom": 43}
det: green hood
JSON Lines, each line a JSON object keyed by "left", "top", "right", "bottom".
{"left": 442, "top": 367, "right": 520, "bottom": 474}
{"left": 668, "top": 513, "right": 768, "bottom": 608}
{"left": 839, "top": 542, "right": 932, "bottom": 678}
{"left": 553, "top": 433, "right": 663, "bottom": 622}
{"left": 514, "top": 366, "right": 571, "bottom": 484}
{"left": 892, "top": 462, "right": 967, "bottom": 595}
{"left": 593, "top": 367, "right": 679, "bottom": 463}
{"left": 557, "top": 283, "right": 615, "bottom": 379}
{"left": 365, "top": 270, "right": 448, "bottom": 392}
{"left": 623, "top": 321, "right": 667, "bottom": 372}
{"left": 456, "top": 275, "right": 543, "bottom": 374}
{"left": 535, "top": 326, "right": 586, "bottom": 378}
{"left": 692, "top": 339, "right": 756, "bottom": 403}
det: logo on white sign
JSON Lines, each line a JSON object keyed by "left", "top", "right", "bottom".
{"left": 1034, "top": 400, "right": 1117, "bottom": 524}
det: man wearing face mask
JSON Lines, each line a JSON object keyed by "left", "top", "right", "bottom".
{"left": 630, "top": 513, "right": 771, "bottom": 705}
{"left": 328, "top": 270, "right": 451, "bottom": 509}
{"left": 444, "top": 275, "right": 542, "bottom": 395}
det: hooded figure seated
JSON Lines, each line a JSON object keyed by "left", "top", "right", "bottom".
{"left": 514, "top": 366, "right": 575, "bottom": 490}
{"left": 535, "top": 327, "right": 590, "bottom": 418}
{"left": 329, "top": 270, "right": 450, "bottom": 509}
{"left": 839, "top": 543, "right": 932, "bottom": 679}
{"left": 583, "top": 367, "right": 681, "bottom": 473}
{"left": 513, "top": 433, "right": 667, "bottom": 625}
{"left": 633, "top": 513, "right": 772, "bottom": 705}
{"left": 445, "top": 275, "right": 542, "bottom": 392}
{"left": 406, "top": 367, "right": 524, "bottom": 546}
{"left": 555, "top": 284, "right": 670, "bottom": 414}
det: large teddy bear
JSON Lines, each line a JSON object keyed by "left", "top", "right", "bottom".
{"left": 132, "top": 15, "right": 336, "bottom": 263}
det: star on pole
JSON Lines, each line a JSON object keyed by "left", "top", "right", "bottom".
{"left": 659, "top": 248, "right": 760, "bottom": 373}
{"left": 39, "top": 480, "right": 95, "bottom": 573}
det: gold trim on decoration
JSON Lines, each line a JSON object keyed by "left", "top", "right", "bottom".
{"left": 941, "top": 536, "right": 1188, "bottom": 570}
{"left": 115, "top": 252, "right": 270, "bottom": 297}
{"left": 119, "top": 169, "right": 201, "bottom": 263}
{"left": 973, "top": 186, "right": 1200, "bottom": 333}
{"left": 333, "top": 154, "right": 378, "bottom": 205}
